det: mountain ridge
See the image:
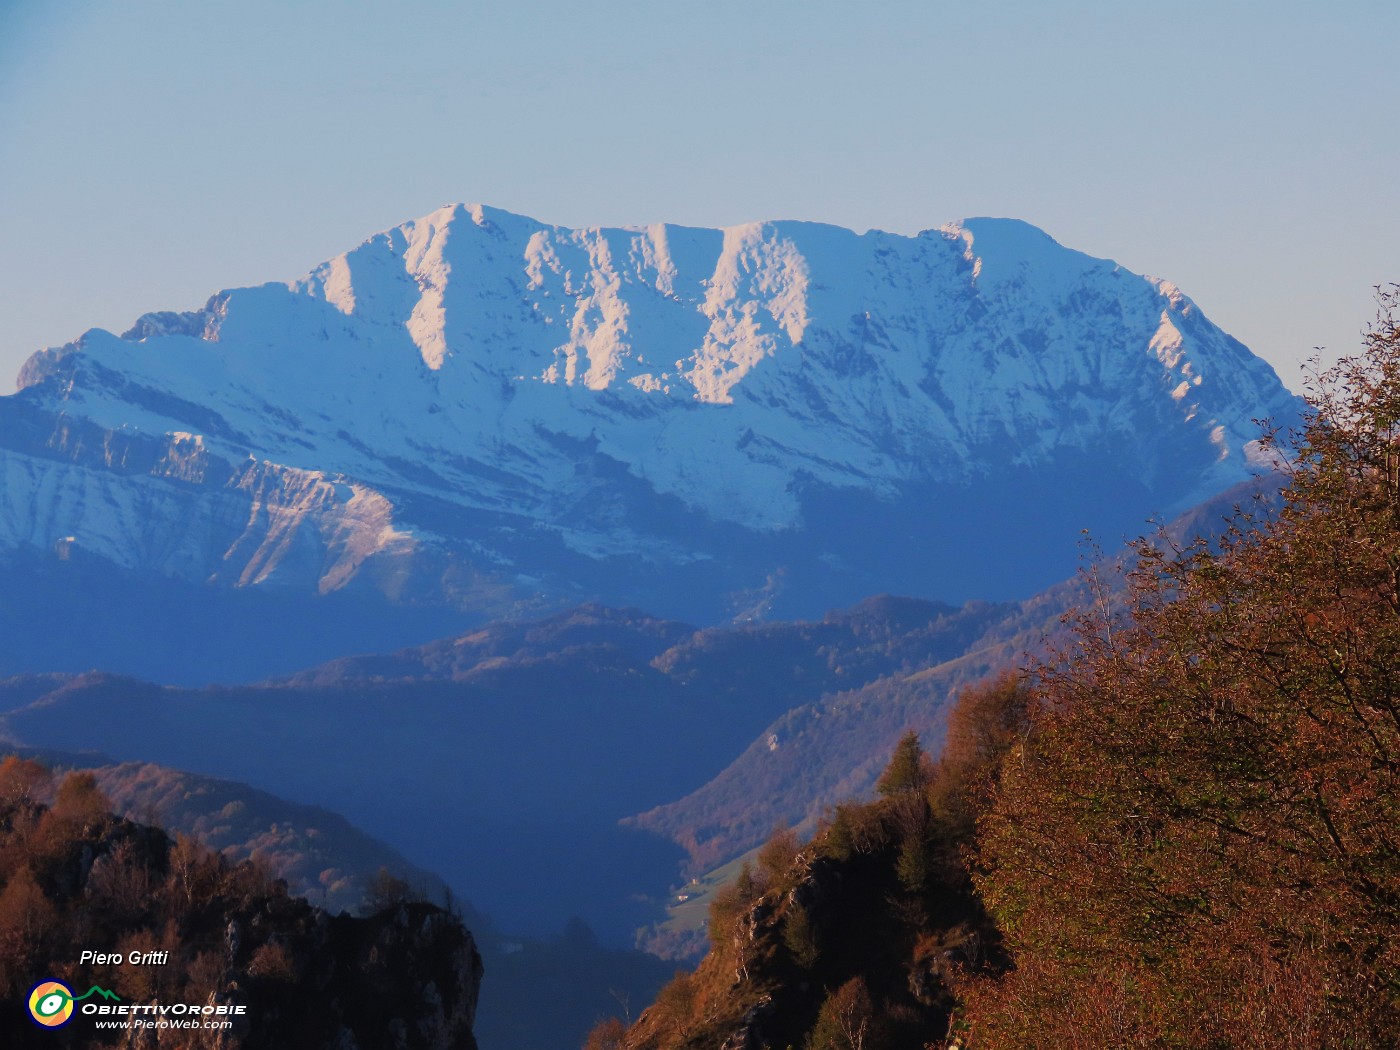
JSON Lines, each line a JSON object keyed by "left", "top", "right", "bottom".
{"left": 0, "top": 204, "right": 1301, "bottom": 676}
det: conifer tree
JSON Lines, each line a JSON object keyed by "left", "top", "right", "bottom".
{"left": 875, "top": 730, "right": 928, "bottom": 797}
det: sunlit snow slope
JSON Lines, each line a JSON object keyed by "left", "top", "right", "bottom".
{"left": 0, "top": 204, "right": 1300, "bottom": 641}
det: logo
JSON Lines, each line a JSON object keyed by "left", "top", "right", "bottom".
{"left": 27, "top": 981, "right": 120, "bottom": 1028}
{"left": 28, "top": 981, "right": 74, "bottom": 1028}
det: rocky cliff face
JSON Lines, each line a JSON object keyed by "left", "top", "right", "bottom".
{"left": 0, "top": 205, "right": 1300, "bottom": 659}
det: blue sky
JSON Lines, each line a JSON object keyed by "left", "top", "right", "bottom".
{"left": 1, "top": 0, "right": 1395, "bottom": 392}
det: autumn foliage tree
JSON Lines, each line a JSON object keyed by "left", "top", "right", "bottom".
{"left": 807, "top": 976, "right": 879, "bottom": 1050}
{"left": 963, "top": 289, "right": 1400, "bottom": 1047}
{"left": 0, "top": 766, "right": 107, "bottom": 996}
{"left": 926, "top": 672, "right": 1034, "bottom": 847}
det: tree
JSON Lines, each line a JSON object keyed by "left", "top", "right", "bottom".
{"left": 757, "top": 826, "right": 801, "bottom": 885}
{"left": 0, "top": 866, "right": 55, "bottom": 987}
{"left": 707, "top": 860, "right": 759, "bottom": 942}
{"left": 648, "top": 970, "right": 700, "bottom": 1040}
{"left": 0, "top": 756, "right": 49, "bottom": 813}
{"left": 45, "top": 770, "right": 109, "bottom": 836}
{"left": 0, "top": 757, "right": 49, "bottom": 869}
{"left": 926, "top": 672, "right": 1034, "bottom": 845}
{"left": 782, "top": 899, "right": 820, "bottom": 969}
{"left": 876, "top": 731, "right": 929, "bottom": 797}
{"left": 247, "top": 940, "right": 296, "bottom": 981}
{"left": 584, "top": 1017, "right": 628, "bottom": 1050}
{"left": 87, "top": 838, "right": 155, "bottom": 921}
{"left": 894, "top": 834, "right": 931, "bottom": 895}
{"left": 807, "top": 976, "right": 879, "bottom": 1050}
{"left": 963, "top": 288, "right": 1400, "bottom": 1046}
{"left": 361, "top": 866, "right": 416, "bottom": 914}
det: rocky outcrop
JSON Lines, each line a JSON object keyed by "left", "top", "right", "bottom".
{"left": 616, "top": 787, "right": 1000, "bottom": 1049}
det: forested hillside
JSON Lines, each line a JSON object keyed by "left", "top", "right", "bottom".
{"left": 601, "top": 292, "right": 1400, "bottom": 1049}
{"left": 961, "top": 294, "right": 1400, "bottom": 1046}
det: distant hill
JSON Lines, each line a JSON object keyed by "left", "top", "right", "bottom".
{"left": 0, "top": 597, "right": 1015, "bottom": 940}
{"left": 0, "top": 474, "right": 1279, "bottom": 949}
{"left": 630, "top": 474, "right": 1285, "bottom": 876}
{"left": 4, "top": 745, "right": 453, "bottom": 916}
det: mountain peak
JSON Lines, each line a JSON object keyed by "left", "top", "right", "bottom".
{"left": 0, "top": 203, "right": 1302, "bottom": 643}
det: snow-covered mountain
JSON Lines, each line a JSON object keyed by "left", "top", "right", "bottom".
{"left": 0, "top": 204, "right": 1300, "bottom": 661}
